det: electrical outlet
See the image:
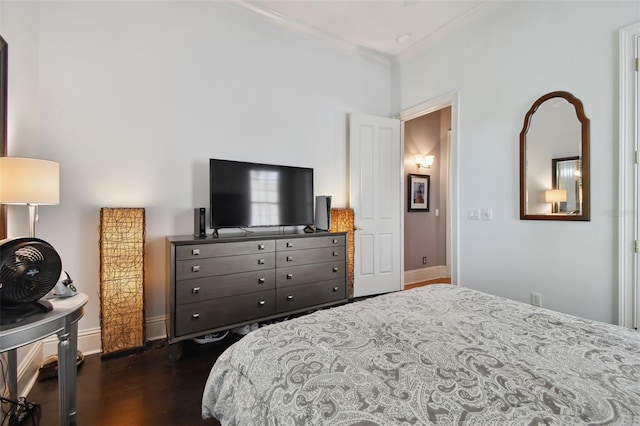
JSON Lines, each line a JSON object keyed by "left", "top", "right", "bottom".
{"left": 531, "top": 292, "right": 542, "bottom": 307}
{"left": 422, "top": 256, "right": 427, "bottom": 265}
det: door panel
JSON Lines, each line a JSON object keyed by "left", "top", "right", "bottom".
{"left": 360, "top": 234, "right": 374, "bottom": 276}
{"left": 349, "top": 113, "right": 402, "bottom": 297}
{"left": 379, "top": 233, "right": 393, "bottom": 273}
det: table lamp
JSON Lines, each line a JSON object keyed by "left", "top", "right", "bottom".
{"left": 0, "top": 157, "right": 60, "bottom": 237}
{"left": 545, "top": 189, "right": 567, "bottom": 214}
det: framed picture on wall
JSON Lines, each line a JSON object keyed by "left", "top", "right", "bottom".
{"left": 408, "top": 174, "right": 430, "bottom": 212}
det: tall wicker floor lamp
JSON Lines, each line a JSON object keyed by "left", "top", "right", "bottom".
{"left": 330, "top": 208, "right": 355, "bottom": 299}
{"left": 99, "top": 207, "right": 146, "bottom": 358}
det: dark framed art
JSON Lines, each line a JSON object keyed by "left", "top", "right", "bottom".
{"left": 408, "top": 173, "right": 430, "bottom": 212}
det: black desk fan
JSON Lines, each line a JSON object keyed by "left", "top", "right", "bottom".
{"left": 0, "top": 237, "right": 62, "bottom": 325}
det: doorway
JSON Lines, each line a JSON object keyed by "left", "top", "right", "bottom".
{"left": 400, "top": 91, "right": 459, "bottom": 287}
{"left": 403, "top": 107, "right": 451, "bottom": 286}
{"left": 348, "top": 92, "right": 459, "bottom": 296}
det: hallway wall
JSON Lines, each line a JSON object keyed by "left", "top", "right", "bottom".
{"left": 404, "top": 107, "right": 451, "bottom": 272}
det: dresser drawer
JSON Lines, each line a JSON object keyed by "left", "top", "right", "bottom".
{"left": 276, "top": 246, "right": 345, "bottom": 267}
{"left": 176, "top": 252, "right": 275, "bottom": 280}
{"left": 176, "top": 240, "right": 275, "bottom": 260}
{"left": 176, "top": 270, "right": 276, "bottom": 305}
{"left": 276, "top": 261, "right": 345, "bottom": 288}
{"left": 276, "top": 235, "right": 345, "bottom": 251}
{"left": 276, "top": 279, "right": 346, "bottom": 313}
{"left": 175, "top": 290, "right": 275, "bottom": 336}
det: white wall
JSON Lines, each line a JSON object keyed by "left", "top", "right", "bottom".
{"left": 1, "top": 1, "right": 390, "bottom": 337}
{"left": 3, "top": 0, "right": 635, "bottom": 345}
{"left": 394, "top": 1, "right": 639, "bottom": 323}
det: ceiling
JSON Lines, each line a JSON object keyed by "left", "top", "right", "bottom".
{"left": 234, "top": 0, "right": 489, "bottom": 62}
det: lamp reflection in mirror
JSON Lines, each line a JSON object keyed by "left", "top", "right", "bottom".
{"left": 415, "top": 154, "right": 434, "bottom": 169}
{"left": 545, "top": 189, "right": 567, "bottom": 214}
{"left": 0, "top": 157, "right": 59, "bottom": 237}
{"left": 554, "top": 158, "right": 581, "bottom": 214}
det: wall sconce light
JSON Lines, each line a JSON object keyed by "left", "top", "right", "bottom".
{"left": 99, "top": 207, "right": 145, "bottom": 358}
{"left": 330, "top": 208, "right": 354, "bottom": 298}
{"left": 0, "top": 157, "right": 59, "bottom": 237}
{"left": 545, "top": 189, "right": 567, "bottom": 213}
{"left": 415, "top": 154, "right": 435, "bottom": 169}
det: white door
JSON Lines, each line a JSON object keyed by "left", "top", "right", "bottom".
{"left": 349, "top": 113, "right": 403, "bottom": 297}
{"left": 634, "top": 32, "right": 640, "bottom": 329}
{"left": 619, "top": 22, "right": 640, "bottom": 329}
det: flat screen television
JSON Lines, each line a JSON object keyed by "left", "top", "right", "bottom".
{"left": 210, "top": 159, "right": 314, "bottom": 229}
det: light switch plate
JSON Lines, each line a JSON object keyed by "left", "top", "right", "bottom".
{"left": 482, "top": 208, "right": 493, "bottom": 220}
{"left": 468, "top": 208, "right": 480, "bottom": 220}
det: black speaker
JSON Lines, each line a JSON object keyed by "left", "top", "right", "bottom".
{"left": 194, "top": 208, "right": 206, "bottom": 238}
{"left": 314, "top": 196, "right": 332, "bottom": 231}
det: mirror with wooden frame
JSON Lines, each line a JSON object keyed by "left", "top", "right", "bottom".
{"left": 519, "top": 91, "right": 590, "bottom": 221}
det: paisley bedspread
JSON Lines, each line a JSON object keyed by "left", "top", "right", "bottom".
{"left": 202, "top": 285, "right": 640, "bottom": 425}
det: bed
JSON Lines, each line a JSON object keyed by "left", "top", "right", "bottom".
{"left": 202, "top": 284, "right": 640, "bottom": 425}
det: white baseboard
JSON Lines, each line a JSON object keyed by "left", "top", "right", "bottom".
{"left": 146, "top": 315, "right": 167, "bottom": 342}
{"left": 42, "top": 326, "right": 102, "bottom": 358}
{"left": 41, "top": 315, "right": 167, "bottom": 358}
{"left": 404, "top": 265, "right": 448, "bottom": 286}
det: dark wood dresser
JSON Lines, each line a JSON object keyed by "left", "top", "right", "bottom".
{"left": 166, "top": 231, "right": 348, "bottom": 350}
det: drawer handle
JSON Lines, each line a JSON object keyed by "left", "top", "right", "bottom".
{"left": 332, "top": 251, "right": 338, "bottom": 257}
{"left": 333, "top": 239, "right": 338, "bottom": 244}
{"left": 333, "top": 267, "right": 339, "bottom": 272}
{"left": 286, "top": 242, "right": 293, "bottom": 248}
{"left": 192, "top": 248, "right": 200, "bottom": 256}
{"left": 192, "top": 287, "right": 201, "bottom": 294}
{"left": 287, "top": 256, "right": 293, "bottom": 262}
{"left": 286, "top": 295, "right": 293, "bottom": 301}
{"left": 286, "top": 273, "right": 293, "bottom": 280}
{"left": 258, "top": 244, "right": 265, "bottom": 250}
{"left": 258, "top": 277, "right": 265, "bottom": 284}
{"left": 258, "top": 259, "right": 265, "bottom": 265}
{"left": 192, "top": 313, "right": 200, "bottom": 319}
{"left": 332, "top": 287, "right": 340, "bottom": 292}
{"left": 258, "top": 300, "right": 266, "bottom": 306}
{"left": 192, "top": 265, "right": 200, "bottom": 273}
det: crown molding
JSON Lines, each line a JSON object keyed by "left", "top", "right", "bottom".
{"left": 227, "top": 1, "right": 497, "bottom": 67}
{"left": 394, "top": 2, "right": 498, "bottom": 64}
{"left": 228, "top": 1, "right": 392, "bottom": 66}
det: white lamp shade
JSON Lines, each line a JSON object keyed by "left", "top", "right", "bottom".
{"left": 0, "top": 157, "right": 60, "bottom": 205}
{"left": 545, "top": 189, "right": 567, "bottom": 203}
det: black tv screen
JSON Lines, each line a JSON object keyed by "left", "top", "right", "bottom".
{"left": 210, "top": 159, "right": 314, "bottom": 229}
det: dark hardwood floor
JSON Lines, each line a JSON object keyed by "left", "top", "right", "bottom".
{"left": 27, "top": 336, "right": 242, "bottom": 426}
{"left": 27, "top": 283, "right": 451, "bottom": 425}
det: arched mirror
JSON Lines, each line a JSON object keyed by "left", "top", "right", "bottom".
{"left": 520, "top": 91, "right": 590, "bottom": 221}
